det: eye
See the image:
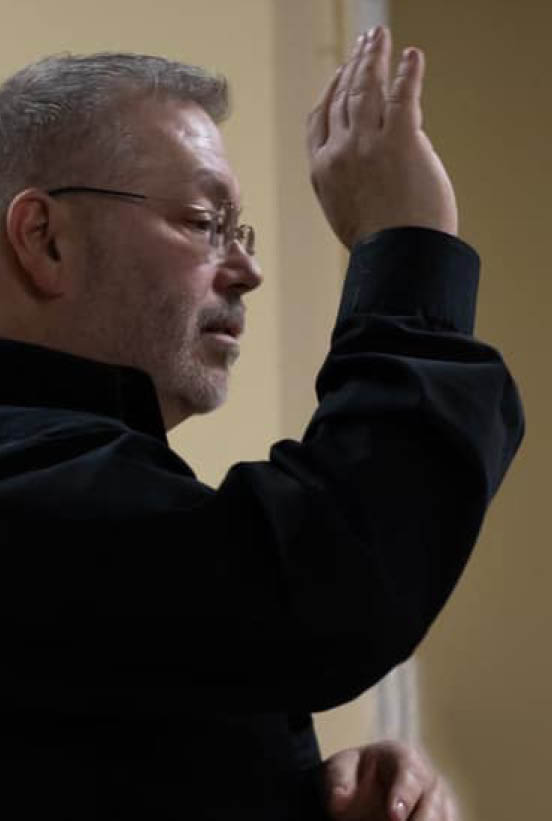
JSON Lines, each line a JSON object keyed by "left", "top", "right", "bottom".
{"left": 186, "top": 217, "right": 213, "bottom": 233}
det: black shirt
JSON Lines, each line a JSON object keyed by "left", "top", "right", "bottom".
{"left": 0, "top": 228, "right": 524, "bottom": 819}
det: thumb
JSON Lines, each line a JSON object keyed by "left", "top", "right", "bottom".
{"left": 324, "top": 748, "right": 361, "bottom": 814}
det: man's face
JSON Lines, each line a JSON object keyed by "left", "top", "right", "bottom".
{"left": 73, "top": 98, "right": 262, "bottom": 428}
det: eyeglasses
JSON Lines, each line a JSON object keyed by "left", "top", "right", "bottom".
{"left": 47, "top": 185, "right": 256, "bottom": 256}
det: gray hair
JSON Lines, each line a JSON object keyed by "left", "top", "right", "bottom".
{"left": 0, "top": 52, "right": 230, "bottom": 213}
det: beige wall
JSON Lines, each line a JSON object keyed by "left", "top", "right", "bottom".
{"left": 391, "top": 2, "right": 551, "bottom": 819}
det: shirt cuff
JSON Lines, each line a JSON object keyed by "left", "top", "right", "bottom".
{"left": 336, "top": 227, "right": 481, "bottom": 335}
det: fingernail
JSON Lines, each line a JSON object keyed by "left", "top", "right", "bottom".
{"left": 394, "top": 798, "right": 408, "bottom": 820}
{"left": 401, "top": 47, "right": 416, "bottom": 63}
{"left": 330, "top": 786, "right": 351, "bottom": 813}
{"left": 366, "top": 26, "right": 383, "bottom": 52}
{"left": 353, "top": 33, "right": 365, "bottom": 53}
{"left": 368, "top": 25, "right": 383, "bottom": 44}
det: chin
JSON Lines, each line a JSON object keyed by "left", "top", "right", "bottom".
{"left": 189, "top": 391, "right": 227, "bottom": 416}
{"left": 178, "top": 371, "right": 230, "bottom": 418}
{"left": 159, "top": 354, "right": 233, "bottom": 425}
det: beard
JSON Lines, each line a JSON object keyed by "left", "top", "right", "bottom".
{"left": 79, "top": 232, "right": 239, "bottom": 423}
{"left": 150, "top": 294, "right": 237, "bottom": 419}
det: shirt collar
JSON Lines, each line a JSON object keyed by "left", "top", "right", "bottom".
{"left": 0, "top": 338, "right": 167, "bottom": 443}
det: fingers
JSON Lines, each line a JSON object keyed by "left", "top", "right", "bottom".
{"left": 410, "top": 776, "right": 459, "bottom": 821}
{"left": 323, "top": 742, "right": 459, "bottom": 821}
{"left": 307, "top": 25, "right": 390, "bottom": 153}
{"left": 307, "top": 26, "right": 446, "bottom": 244}
{"left": 382, "top": 743, "right": 430, "bottom": 820}
{"left": 384, "top": 748, "right": 459, "bottom": 821}
{"left": 386, "top": 47, "right": 425, "bottom": 134}
{"left": 308, "top": 27, "right": 423, "bottom": 154}
{"left": 307, "top": 65, "right": 346, "bottom": 153}
{"left": 307, "top": 35, "right": 365, "bottom": 152}
{"left": 327, "top": 33, "right": 367, "bottom": 133}
{"left": 347, "top": 26, "right": 391, "bottom": 132}
{"left": 323, "top": 747, "right": 362, "bottom": 814}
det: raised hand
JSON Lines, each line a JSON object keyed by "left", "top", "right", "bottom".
{"left": 307, "top": 26, "right": 458, "bottom": 249}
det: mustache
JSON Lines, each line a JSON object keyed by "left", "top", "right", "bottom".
{"left": 199, "top": 305, "right": 245, "bottom": 339}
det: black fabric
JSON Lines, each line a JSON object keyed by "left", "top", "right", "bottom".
{"left": 0, "top": 227, "right": 524, "bottom": 819}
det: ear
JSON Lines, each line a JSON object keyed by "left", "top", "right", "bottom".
{"left": 5, "top": 189, "right": 66, "bottom": 297}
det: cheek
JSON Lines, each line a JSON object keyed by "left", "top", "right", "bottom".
{"left": 149, "top": 265, "right": 213, "bottom": 344}
{"left": 110, "top": 220, "right": 215, "bottom": 332}
{"left": 141, "top": 230, "right": 212, "bottom": 298}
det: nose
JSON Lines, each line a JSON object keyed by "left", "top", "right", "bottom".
{"left": 214, "top": 239, "right": 263, "bottom": 296}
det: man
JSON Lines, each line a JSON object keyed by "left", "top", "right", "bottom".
{"left": 0, "top": 25, "right": 522, "bottom": 820}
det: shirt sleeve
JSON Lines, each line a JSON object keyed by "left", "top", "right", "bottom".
{"left": 5, "top": 227, "right": 525, "bottom": 714}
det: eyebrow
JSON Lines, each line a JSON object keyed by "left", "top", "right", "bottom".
{"left": 191, "top": 169, "right": 241, "bottom": 208}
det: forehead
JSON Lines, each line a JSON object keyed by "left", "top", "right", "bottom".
{"left": 128, "top": 98, "right": 241, "bottom": 204}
